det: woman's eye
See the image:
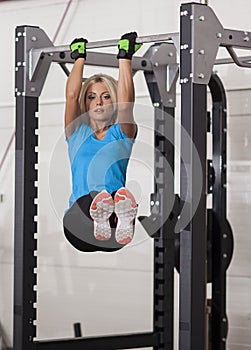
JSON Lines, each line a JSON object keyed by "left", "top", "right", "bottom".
{"left": 88, "top": 95, "right": 95, "bottom": 100}
{"left": 103, "top": 94, "right": 111, "bottom": 100}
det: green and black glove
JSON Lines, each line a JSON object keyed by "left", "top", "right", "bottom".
{"left": 117, "top": 32, "right": 142, "bottom": 60}
{"left": 70, "top": 38, "right": 88, "bottom": 60}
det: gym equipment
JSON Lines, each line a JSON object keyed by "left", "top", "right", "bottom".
{"left": 14, "top": 2, "right": 251, "bottom": 349}
{"left": 14, "top": 26, "right": 177, "bottom": 350}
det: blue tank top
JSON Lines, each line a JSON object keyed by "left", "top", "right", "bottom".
{"left": 66, "top": 123, "right": 136, "bottom": 209}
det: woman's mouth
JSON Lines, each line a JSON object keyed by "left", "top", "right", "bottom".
{"left": 94, "top": 108, "right": 104, "bottom": 113}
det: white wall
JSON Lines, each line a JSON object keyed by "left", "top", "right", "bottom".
{"left": 0, "top": 0, "right": 251, "bottom": 349}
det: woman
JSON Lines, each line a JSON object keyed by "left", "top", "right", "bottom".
{"left": 63, "top": 33, "right": 141, "bottom": 252}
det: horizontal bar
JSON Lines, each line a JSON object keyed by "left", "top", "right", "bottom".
{"left": 214, "top": 54, "right": 251, "bottom": 65}
{"left": 221, "top": 29, "right": 251, "bottom": 49}
{"left": 33, "top": 32, "right": 179, "bottom": 55}
{"left": 35, "top": 332, "right": 159, "bottom": 350}
{"left": 51, "top": 51, "right": 153, "bottom": 71}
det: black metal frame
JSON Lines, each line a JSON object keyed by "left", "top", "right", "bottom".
{"left": 14, "top": 2, "right": 251, "bottom": 350}
{"left": 178, "top": 3, "right": 240, "bottom": 349}
{"left": 14, "top": 24, "right": 178, "bottom": 350}
{"left": 151, "top": 105, "right": 176, "bottom": 350}
{"left": 14, "top": 27, "right": 39, "bottom": 350}
{"left": 179, "top": 5, "right": 207, "bottom": 349}
{"left": 140, "top": 42, "right": 179, "bottom": 350}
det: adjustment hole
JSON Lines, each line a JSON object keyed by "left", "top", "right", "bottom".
{"left": 141, "top": 60, "right": 147, "bottom": 67}
{"left": 59, "top": 52, "right": 66, "bottom": 59}
{"left": 229, "top": 35, "right": 233, "bottom": 40}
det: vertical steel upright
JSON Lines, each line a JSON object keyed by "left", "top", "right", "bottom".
{"left": 153, "top": 105, "right": 175, "bottom": 350}
{"left": 144, "top": 42, "right": 177, "bottom": 349}
{"left": 179, "top": 3, "right": 207, "bottom": 350}
{"left": 14, "top": 26, "right": 38, "bottom": 350}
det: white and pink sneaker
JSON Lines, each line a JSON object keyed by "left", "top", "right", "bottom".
{"left": 89, "top": 190, "right": 114, "bottom": 241}
{"left": 114, "top": 187, "right": 138, "bottom": 245}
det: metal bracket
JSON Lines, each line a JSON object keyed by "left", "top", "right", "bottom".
{"left": 138, "top": 193, "right": 162, "bottom": 237}
{"left": 152, "top": 43, "right": 178, "bottom": 107}
{"left": 16, "top": 26, "right": 53, "bottom": 97}
{"left": 138, "top": 193, "right": 181, "bottom": 238}
{"left": 181, "top": 3, "right": 223, "bottom": 84}
{"left": 182, "top": 4, "right": 251, "bottom": 84}
{"left": 144, "top": 43, "right": 178, "bottom": 107}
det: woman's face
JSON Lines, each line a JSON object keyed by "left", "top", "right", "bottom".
{"left": 86, "top": 82, "right": 114, "bottom": 123}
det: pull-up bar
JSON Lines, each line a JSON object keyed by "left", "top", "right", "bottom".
{"left": 27, "top": 28, "right": 179, "bottom": 96}
{"left": 32, "top": 32, "right": 179, "bottom": 55}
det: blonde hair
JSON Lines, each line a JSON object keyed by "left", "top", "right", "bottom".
{"left": 79, "top": 73, "right": 118, "bottom": 125}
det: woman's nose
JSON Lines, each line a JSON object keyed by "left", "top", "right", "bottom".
{"left": 96, "top": 97, "right": 103, "bottom": 105}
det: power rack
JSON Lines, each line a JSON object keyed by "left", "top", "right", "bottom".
{"left": 15, "top": 2, "right": 251, "bottom": 349}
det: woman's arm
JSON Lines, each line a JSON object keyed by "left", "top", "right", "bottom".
{"left": 117, "top": 59, "right": 137, "bottom": 139}
{"left": 65, "top": 38, "right": 87, "bottom": 138}
{"left": 117, "top": 32, "right": 142, "bottom": 139}
{"left": 65, "top": 58, "right": 84, "bottom": 138}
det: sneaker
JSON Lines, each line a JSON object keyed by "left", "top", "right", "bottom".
{"left": 114, "top": 187, "right": 138, "bottom": 245}
{"left": 89, "top": 190, "right": 114, "bottom": 241}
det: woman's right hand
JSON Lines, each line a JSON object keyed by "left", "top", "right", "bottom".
{"left": 70, "top": 38, "right": 88, "bottom": 61}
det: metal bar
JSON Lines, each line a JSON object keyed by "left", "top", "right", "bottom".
{"left": 145, "top": 45, "right": 176, "bottom": 349}
{"left": 14, "top": 27, "right": 38, "bottom": 350}
{"left": 179, "top": 4, "right": 207, "bottom": 350}
{"left": 35, "top": 332, "right": 159, "bottom": 350}
{"left": 87, "top": 52, "right": 152, "bottom": 72}
{"left": 226, "top": 46, "right": 251, "bottom": 68}
{"left": 142, "top": 44, "right": 177, "bottom": 349}
{"left": 216, "top": 28, "right": 251, "bottom": 68}
{"left": 214, "top": 54, "right": 251, "bottom": 65}
{"left": 58, "top": 62, "right": 70, "bottom": 76}
{"left": 33, "top": 32, "right": 179, "bottom": 55}
{"left": 221, "top": 29, "right": 251, "bottom": 49}
{"left": 30, "top": 50, "right": 152, "bottom": 87}
{"left": 153, "top": 105, "right": 175, "bottom": 350}
{"left": 179, "top": 84, "right": 207, "bottom": 350}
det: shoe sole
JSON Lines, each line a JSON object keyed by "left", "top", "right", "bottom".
{"left": 114, "top": 188, "right": 137, "bottom": 245}
{"left": 89, "top": 191, "right": 114, "bottom": 241}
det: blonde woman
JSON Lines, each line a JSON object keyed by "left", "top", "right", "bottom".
{"left": 63, "top": 33, "right": 141, "bottom": 252}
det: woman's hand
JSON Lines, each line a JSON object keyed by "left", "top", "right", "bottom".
{"left": 117, "top": 32, "right": 142, "bottom": 60}
{"left": 70, "top": 38, "right": 88, "bottom": 60}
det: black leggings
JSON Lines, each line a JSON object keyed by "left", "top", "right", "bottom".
{"left": 63, "top": 191, "right": 123, "bottom": 252}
